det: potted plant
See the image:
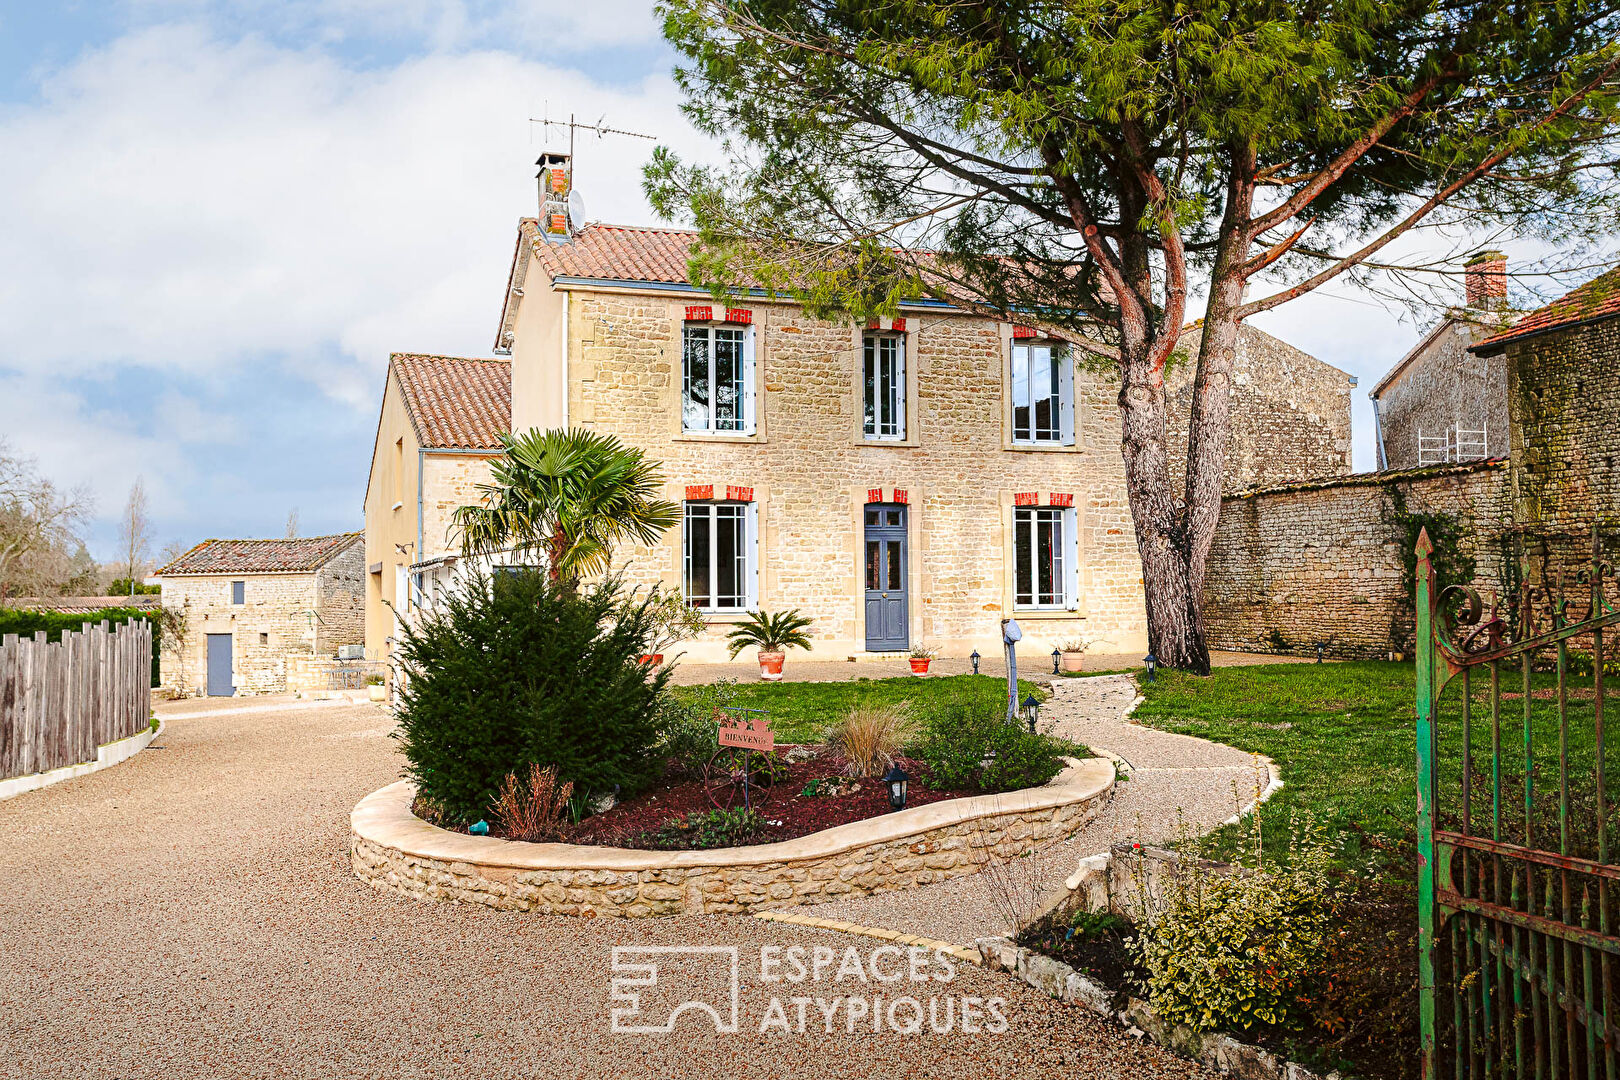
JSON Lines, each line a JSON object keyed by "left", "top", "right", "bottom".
{"left": 641, "top": 586, "right": 708, "bottom": 665}
{"left": 366, "top": 673, "right": 387, "bottom": 701}
{"left": 1058, "top": 638, "right": 1091, "bottom": 673}
{"left": 908, "top": 645, "right": 936, "bottom": 675}
{"left": 726, "top": 609, "right": 814, "bottom": 681}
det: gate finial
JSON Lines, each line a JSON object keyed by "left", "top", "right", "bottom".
{"left": 1415, "top": 525, "right": 1434, "bottom": 561}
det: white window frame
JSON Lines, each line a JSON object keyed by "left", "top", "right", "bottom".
{"left": 681, "top": 322, "right": 756, "bottom": 435}
{"left": 1013, "top": 506, "right": 1079, "bottom": 610}
{"left": 1011, "top": 341, "right": 1075, "bottom": 446}
{"left": 862, "top": 332, "right": 906, "bottom": 441}
{"left": 682, "top": 501, "right": 758, "bottom": 613}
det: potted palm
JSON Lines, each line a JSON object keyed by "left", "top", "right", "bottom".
{"left": 907, "top": 645, "right": 936, "bottom": 675}
{"left": 726, "top": 609, "right": 814, "bottom": 680}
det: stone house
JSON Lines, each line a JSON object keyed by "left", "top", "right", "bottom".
{"left": 157, "top": 533, "right": 365, "bottom": 696}
{"left": 362, "top": 153, "right": 1355, "bottom": 664}
{"left": 1368, "top": 252, "right": 1520, "bottom": 469}
{"left": 362, "top": 353, "right": 511, "bottom": 661}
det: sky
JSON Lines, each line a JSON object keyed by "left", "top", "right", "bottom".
{"left": 0, "top": 1, "right": 1574, "bottom": 562}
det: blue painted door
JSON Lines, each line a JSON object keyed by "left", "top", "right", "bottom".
{"left": 206, "top": 633, "right": 234, "bottom": 696}
{"left": 863, "top": 504, "right": 909, "bottom": 652}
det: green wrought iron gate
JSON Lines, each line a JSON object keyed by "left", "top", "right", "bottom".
{"left": 1418, "top": 527, "right": 1619, "bottom": 1078}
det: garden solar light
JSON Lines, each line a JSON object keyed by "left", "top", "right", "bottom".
{"left": 883, "top": 764, "right": 909, "bottom": 811}
{"left": 1316, "top": 642, "right": 1325, "bottom": 664}
{"left": 1143, "top": 652, "right": 1157, "bottom": 682}
{"left": 1021, "top": 693, "right": 1040, "bottom": 733}
{"left": 969, "top": 649, "right": 980, "bottom": 675}
{"left": 1051, "top": 647, "right": 1061, "bottom": 674}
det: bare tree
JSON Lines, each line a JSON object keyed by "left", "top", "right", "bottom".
{"left": 119, "top": 477, "right": 152, "bottom": 599}
{"left": 0, "top": 440, "right": 92, "bottom": 600}
{"left": 285, "top": 507, "right": 299, "bottom": 539}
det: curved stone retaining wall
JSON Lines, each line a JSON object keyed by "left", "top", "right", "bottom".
{"left": 350, "top": 757, "right": 1114, "bottom": 917}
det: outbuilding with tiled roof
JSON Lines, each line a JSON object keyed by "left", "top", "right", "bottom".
{"left": 156, "top": 533, "right": 365, "bottom": 697}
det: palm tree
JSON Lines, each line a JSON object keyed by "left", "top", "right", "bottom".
{"left": 452, "top": 428, "right": 678, "bottom": 585}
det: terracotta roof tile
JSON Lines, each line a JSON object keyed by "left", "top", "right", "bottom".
{"left": 1475, "top": 266, "right": 1620, "bottom": 352}
{"left": 1, "top": 596, "right": 161, "bottom": 614}
{"left": 157, "top": 534, "right": 361, "bottom": 576}
{"left": 391, "top": 354, "right": 511, "bottom": 450}
{"left": 529, "top": 222, "right": 702, "bottom": 285}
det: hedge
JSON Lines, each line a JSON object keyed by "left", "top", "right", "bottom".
{"left": 0, "top": 608, "right": 162, "bottom": 686}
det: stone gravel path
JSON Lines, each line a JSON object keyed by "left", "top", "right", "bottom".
{"left": 0, "top": 695, "right": 1215, "bottom": 1079}
{"left": 811, "top": 674, "right": 1269, "bottom": 945}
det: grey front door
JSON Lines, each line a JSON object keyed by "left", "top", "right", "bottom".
{"left": 206, "top": 633, "right": 234, "bottom": 697}
{"left": 863, "top": 504, "right": 909, "bottom": 652}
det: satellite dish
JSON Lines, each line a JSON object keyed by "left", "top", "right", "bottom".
{"left": 568, "top": 189, "right": 588, "bottom": 228}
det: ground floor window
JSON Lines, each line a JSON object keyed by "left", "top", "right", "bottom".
{"left": 684, "top": 501, "right": 755, "bottom": 611}
{"left": 1014, "top": 506, "right": 1077, "bottom": 609}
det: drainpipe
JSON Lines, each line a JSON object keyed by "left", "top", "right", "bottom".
{"left": 1370, "top": 392, "right": 1389, "bottom": 471}
{"left": 560, "top": 288, "right": 570, "bottom": 430}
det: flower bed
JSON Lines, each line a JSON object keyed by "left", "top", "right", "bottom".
{"left": 350, "top": 756, "right": 1114, "bottom": 917}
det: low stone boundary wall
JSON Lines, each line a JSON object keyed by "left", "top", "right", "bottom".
{"left": 350, "top": 757, "right": 1114, "bottom": 917}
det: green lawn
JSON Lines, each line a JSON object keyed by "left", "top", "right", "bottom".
{"left": 669, "top": 673, "right": 1048, "bottom": 744}
{"left": 1132, "top": 660, "right": 1612, "bottom": 866}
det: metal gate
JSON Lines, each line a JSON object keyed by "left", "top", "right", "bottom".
{"left": 1417, "top": 527, "right": 1618, "bottom": 1077}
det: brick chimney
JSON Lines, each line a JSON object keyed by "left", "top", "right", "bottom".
{"left": 1464, "top": 250, "right": 1507, "bottom": 309}
{"left": 536, "top": 151, "right": 574, "bottom": 242}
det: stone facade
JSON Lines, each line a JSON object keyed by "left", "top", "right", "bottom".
{"left": 1166, "top": 323, "right": 1355, "bottom": 491}
{"left": 1500, "top": 317, "right": 1620, "bottom": 552}
{"left": 1370, "top": 312, "right": 1514, "bottom": 470}
{"left": 160, "top": 538, "right": 365, "bottom": 696}
{"left": 350, "top": 759, "right": 1113, "bottom": 917}
{"left": 1202, "top": 461, "right": 1511, "bottom": 658}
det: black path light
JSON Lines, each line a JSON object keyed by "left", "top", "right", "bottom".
{"left": 970, "top": 649, "right": 980, "bottom": 675}
{"left": 1051, "top": 647, "right": 1062, "bottom": 675}
{"left": 883, "top": 764, "right": 910, "bottom": 811}
{"left": 1021, "top": 693, "right": 1041, "bottom": 733}
{"left": 1143, "top": 652, "right": 1157, "bottom": 682}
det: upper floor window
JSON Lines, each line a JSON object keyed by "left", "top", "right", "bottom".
{"left": 1013, "top": 506, "right": 1078, "bottom": 609}
{"left": 684, "top": 501, "right": 757, "bottom": 612}
{"left": 862, "top": 333, "right": 906, "bottom": 440}
{"left": 231, "top": 580, "right": 245, "bottom": 605}
{"left": 682, "top": 323, "right": 755, "bottom": 434}
{"left": 1011, "top": 341, "right": 1074, "bottom": 445}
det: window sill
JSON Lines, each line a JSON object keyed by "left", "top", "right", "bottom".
{"left": 1002, "top": 442, "right": 1083, "bottom": 454}
{"left": 694, "top": 610, "right": 758, "bottom": 623}
{"left": 674, "top": 432, "right": 763, "bottom": 445}
{"left": 1011, "top": 609, "right": 1088, "bottom": 620}
{"left": 853, "top": 436, "right": 922, "bottom": 449}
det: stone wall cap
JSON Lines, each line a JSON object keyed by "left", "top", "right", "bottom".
{"left": 352, "top": 757, "right": 1113, "bottom": 872}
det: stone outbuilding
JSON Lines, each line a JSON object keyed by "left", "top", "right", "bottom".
{"left": 156, "top": 533, "right": 365, "bottom": 696}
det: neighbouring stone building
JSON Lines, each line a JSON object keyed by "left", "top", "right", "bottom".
{"left": 157, "top": 534, "right": 365, "bottom": 696}
{"left": 1204, "top": 261, "right": 1620, "bottom": 659}
{"left": 1368, "top": 253, "right": 1519, "bottom": 469}
{"left": 362, "top": 353, "right": 510, "bottom": 660}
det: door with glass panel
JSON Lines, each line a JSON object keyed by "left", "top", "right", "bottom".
{"left": 863, "top": 504, "right": 909, "bottom": 651}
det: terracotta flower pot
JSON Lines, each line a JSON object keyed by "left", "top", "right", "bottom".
{"left": 639, "top": 653, "right": 665, "bottom": 666}
{"left": 909, "top": 657, "right": 932, "bottom": 675}
{"left": 1061, "top": 651, "right": 1086, "bottom": 673}
{"left": 758, "top": 651, "right": 786, "bottom": 681}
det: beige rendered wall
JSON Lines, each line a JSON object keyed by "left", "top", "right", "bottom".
{"left": 509, "top": 253, "right": 566, "bottom": 435}
{"left": 548, "top": 290, "right": 1148, "bottom": 661}
{"left": 363, "top": 372, "right": 421, "bottom": 663}
{"left": 159, "top": 572, "right": 322, "bottom": 695}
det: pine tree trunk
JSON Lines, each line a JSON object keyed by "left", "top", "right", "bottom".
{"left": 1116, "top": 340, "right": 1211, "bottom": 675}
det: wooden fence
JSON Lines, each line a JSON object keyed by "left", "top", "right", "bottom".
{"left": 0, "top": 619, "right": 153, "bottom": 783}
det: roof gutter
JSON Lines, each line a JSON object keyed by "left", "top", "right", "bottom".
{"left": 548, "top": 275, "right": 960, "bottom": 309}
{"left": 1471, "top": 309, "right": 1620, "bottom": 356}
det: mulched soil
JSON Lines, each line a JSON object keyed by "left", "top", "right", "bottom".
{"left": 1017, "top": 914, "right": 1144, "bottom": 998}
{"left": 562, "top": 749, "right": 979, "bottom": 849}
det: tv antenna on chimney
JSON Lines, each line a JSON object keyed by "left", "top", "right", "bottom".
{"left": 529, "top": 106, "right": 656, "bottom": 158}
{"left": 527, "top": 106, "right": 657, "bottom": 241}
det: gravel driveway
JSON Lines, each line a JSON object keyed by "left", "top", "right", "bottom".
{"left": 0, "top": 696, "right": 1213, "bottom": 1079}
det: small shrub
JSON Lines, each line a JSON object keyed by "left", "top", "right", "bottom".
{"left": 393, "top": 570, "right": 670, "bottom": 825}
{"left": 655, "top": 680, "right": 738, "bottom": 778}
{"left": 909, "top": 684, "right": 1073, "bottom": 792}
{"left": 492, "top": 763, "right": 575, "bottom": 842}
{"left": 643, "top": 807, "right": 765, "bottom": 849}
{"left": 1131, "top": 823, "right": 1345, "bottom": 1033}
{"left": 824, "top": 703, "right": 914, "bottom": 777}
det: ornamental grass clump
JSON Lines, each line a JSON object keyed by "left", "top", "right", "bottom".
{"left": 824, "top": 703, "right": 914, "bottom": 777}
{"left": 394, "top": 569, "right": 669, "bottom": 825}
{"left": 491, "top": 763, "right": 574, "bottom": 843}
{"left": 1130, "top": 821, "right": 1345, "bottom": 1034}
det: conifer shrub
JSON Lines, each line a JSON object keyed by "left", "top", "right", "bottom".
{"left": 394, "top": 570, "right": 670, "bottom": 826}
